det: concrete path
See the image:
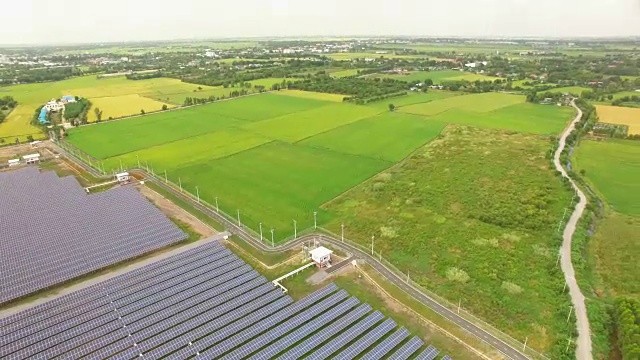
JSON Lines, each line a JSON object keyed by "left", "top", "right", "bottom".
{"left": 553, "top": 100, "right": 592, "bottom": 360}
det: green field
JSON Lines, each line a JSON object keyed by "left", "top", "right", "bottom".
{"left": 590, "top": 212, "right": 640, "bottom": 297}
{"left": 329, "top": 69, "right": 364, "bottom": 78}
{"left": 0, "top": 75, "right": 214, "bottom": 140}
{"left": 545, "top": 86, "right": 592, "bottom": 96}
{"left": 370, "top": 70, "right": 501, "bottom": 84}
{"left": 69, "top": 91, "right": 572, "bottom": 243}
{"left": 574, "top": 139, "right": 640, "bottom": 215}
{"left": 323, "top": 125, "right": 574, "bottom": 352}
{"left": 326, "top": 52, "right": 427, "bottom": 60}
{"left": 400, "top": 92, "right": 525, "bottom": 115}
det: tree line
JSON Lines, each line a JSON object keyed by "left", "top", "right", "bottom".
{"left": 613, "top": 298, "right": 640, "bottom": 360}
{"left": 0, "top": 96, "right": 18, "bottom": 123}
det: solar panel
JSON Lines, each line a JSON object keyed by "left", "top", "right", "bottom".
{"left": 414, "top": 345, "right": 440, "bottom": 360}
{"left": 360, "top": 327, "right": 411, "bottom": 360}
{"left": 276, "top": 304, "right": 373, "bottom": 360}
{"left": 208, "top": 290, "right": 352, "bottom": 359}
{"left": 238, "top": 297, "right": 360, "bottom": 360}
{"left": 387, "top": 336, "right": 424, "bottom": 360}
{"left": 332, "top": 318, "right": 397, "bottom": 360}
{"left": 0, "top": 168, "right": 189, "bottom": 304}
{"left": 442, "top": 355, "right": 453, "bottom": 360}
{"left": 305, "top": 311, "right": 385, "bottom": 360}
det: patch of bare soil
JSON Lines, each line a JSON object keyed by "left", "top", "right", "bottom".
{"left": 138, "top": 185, "right": 216, "bottom": 238}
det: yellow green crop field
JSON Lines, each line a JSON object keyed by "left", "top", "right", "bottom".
{"left": 272, "top": 90, "right": 347, "bottom": 102}
{"left": 88, "top": 95, "right": 175, "bottom": 121}
{"left": 596, "top": 105, "right": 640, "bottom": 134}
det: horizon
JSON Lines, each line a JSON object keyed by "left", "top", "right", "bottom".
{"left": 1, "top": 0, "right": 638, "bottom": 46}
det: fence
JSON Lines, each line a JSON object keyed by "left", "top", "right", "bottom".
{"left": 56, "top": 139, "right": 552, "bottom": 359}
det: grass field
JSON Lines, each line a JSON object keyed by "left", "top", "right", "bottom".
{"left": 595, "top": 105, "right": 640, "bottom": 134}
{"left": 323, "top": 125, "right": 574, "bottom": 352}
{"left": 0, "top": 75, "right": 216, "bottom": 140}
{"left": 589, "top": 212, "right": 640, "bottom": 298}
{"left": 326, "top": 52, "right": 427, "bottom": 60}
{"left": 399, "top": 92, "right": 525, "bottom": 116}
{"left": 573, "top": 139, "right": 640, "bottom": 215}
{"left": 429, "top": 103, "right": 575, "bottom": 135}
{"left": 88, "top": 94, "right": 174, "bottom": 121}
{"left": 329, "top": 69, "right": 364, "bottom": 78}
{"left": 370, "top": 70, "right": 501, "bottom": 84}
{"left": 272, "top": 89, "right": 347, "bottom": 102}
{"left": 545, "top": 86, "right": 592, "bottom": 96}
{"left": 69, "top": 91, "right": 572, "bottom": 243}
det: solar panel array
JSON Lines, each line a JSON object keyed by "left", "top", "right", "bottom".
{"left": 1, "top": 240, "right": 451, "bottom": 359}
{"left": 0, "top": 167, "right": 188, "bottom": 304}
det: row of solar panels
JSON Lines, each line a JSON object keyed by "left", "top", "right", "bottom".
{"left": 0, "top": 167, "right": 188, "bottom": 304}
{"left": 0, "top": 241, "right": 452, "bottom": 359}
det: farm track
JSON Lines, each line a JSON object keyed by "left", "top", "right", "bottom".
{"left": 553, "top": 100, "right": 592, "bottom": 360}
{"left": 50, "top": 141, "right": 536, "bottom": 360}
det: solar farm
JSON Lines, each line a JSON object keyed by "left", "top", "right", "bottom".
{"left": 0, "top": 241, "right": 450, "bottom": 359}
{"left": 0, "top": 167, "right": 188, "bottom": 305}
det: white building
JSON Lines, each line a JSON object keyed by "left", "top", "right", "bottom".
{"left": 44, "top": 99, "right": 63, "bottom": 112}
{"left": 309, "top": 246, "right": 333, "bottom": 268}
{"left": 22, "top": 153, "right": 41, "bottom": 164}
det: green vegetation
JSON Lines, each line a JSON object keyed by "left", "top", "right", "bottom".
{"left": 373, "top": 70, "right": 502, "bottom": 84}
{"left": 63, "top": 98, "right": 91, "bottom": 124}
{"left": 299, "top": 112, "right": 446, "bottom": 162}
{"left": 613, "top": 298, "right": 640, "bottom": 360}
{"left": 399, "top": 92, "right": 525, "bottom": 115}
{"left": 323, "top": 126, "right": 575, "bottom": 354}
{"left": 574, "top": 139, "right": 640, "bottom": 215}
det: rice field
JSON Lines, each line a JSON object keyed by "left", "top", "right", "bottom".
{"left": 573, "top": 139, "right": 640, "bottom": 215}
{"left": 595, "top": 105, "right": 640, "bottom": 134}
{"left": 370, "top": 70, "right": 501, "bottom": 84}
{"left": 88, "top": 95, "right": 174, "bottom": 121}
{"left": 68, "top": 90, "right": 572, "bottom": 240}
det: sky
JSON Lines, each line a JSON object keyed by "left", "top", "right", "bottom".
{"left": 0, "top": 0, "right": 639, "bottom": 45}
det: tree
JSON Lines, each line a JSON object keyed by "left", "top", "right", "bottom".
{"left": 93, "top": 107, "right": 103, "bottom": 121}
{"left": 424, "top": 79, "right": 434, "bottom": 87}
{"left": 162, "top": 104, "right": 168, "bottom": 111}
{"left": 388, "top": 104, "right": 396, "bottom": 112}
{"left": 607, "top": 94, "right": 614, "bottom": 100}
{"left": 140, "top": 109, "right": 145, "bottom": 115}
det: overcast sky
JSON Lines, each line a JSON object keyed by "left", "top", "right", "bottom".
{"left": 1, "top": 0, "right": 639, "bottom": 45}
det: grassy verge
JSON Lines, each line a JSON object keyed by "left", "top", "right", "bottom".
{"left": 227, "top": 236, "right": 299, "bottom": 266}
{"left": 352, "top": 263, "right": 496, "bottom": 359}
{"left": 145, "top": 181, "right": 225, "bottom": 231}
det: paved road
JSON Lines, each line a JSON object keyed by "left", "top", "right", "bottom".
{"left": 553, "top": 101, "right": 592, "bottom": 360}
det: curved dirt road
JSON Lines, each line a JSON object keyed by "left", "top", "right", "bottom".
{"left": 553, "top": 100, "right": 592, "bottom": 360}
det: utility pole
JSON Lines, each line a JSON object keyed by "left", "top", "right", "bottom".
{"left": 567, "top": 306, "right": 573, "bottom": 323}
{"left": 259, "top": 223, "right": 263, "bottom": 242}
{"left": 215, "top": 197, "right": 219, "bottom": 213}
{"left": 523, "top": 337, "right": 528, "bottom": 352}
{"left": 313, "top": 211, "right": 317, "bottom": 229}
{"left": 293, "top": 220, "right": 297, "bottom": 239}
{"left": 371, "top": 235, "right": 374, "bottom": 255}
{"left": 178, "top": 177, "right": 182, "bottom": 192}
{"left": 237, "top": 209, "right": 241, "bottom": 227}
{"left": 119, "top": 159, "right": 123, "bottom": 173}
{"left": 556, "top": 251, "right": 561, "bottom": 268}
{"left": 164, "top": 170, "right": 168, "bottom": 183}
{"left": 196, "top": 186, "right": 200, "bottom": 203}
{"left": 406, "top": 271, "right": 410, "bottom": 283}
{"left": 458, "top": 299, "right": 461, "bottom": 314}
{"left": 271, "top": 229, "right": 274, "bottom": 247}
{"left": 136, "top": 154, "right": 140, "bottom": 168}
{"left": 565, "top": 338, "right": 572, "bottom": 353}
{"left": 341, "top": 223, "right": 344, "bottom": 242}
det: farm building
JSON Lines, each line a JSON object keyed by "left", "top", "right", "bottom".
{"left": 22, "top": 153, "right": 40, "bottom": 164}
{"left": 44, "top": 99, "right": 64, "bottom": 112}
{"left": 309, "top": 246, "right": 333, "bottom": 268}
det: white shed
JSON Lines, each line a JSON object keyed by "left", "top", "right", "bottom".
{"left": 116, "top": 172, "right": 130, "bottom": 183}
{"left": 8, "top": 159, "right": 20, "bottom": 167}
{"left": 22, "top": 153, "right": 41, "bottom": 164}
{"left": 309, "top": 246, "right": 333, "bottom": 268}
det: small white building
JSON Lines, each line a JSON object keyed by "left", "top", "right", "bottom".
{"left": 8, "top": 159, "right": 20, "bottom": 167}
{"left": 44, "top": 99, "right": 63, "bottom": 112}
{"left": 116, "top": 172, "right": 130, "bottom": 184}
{"left": 309, "top": 246, "right": 333, "bottom": 268}
{"left": 22, "top": 153, "right": 41, "bottom": 164}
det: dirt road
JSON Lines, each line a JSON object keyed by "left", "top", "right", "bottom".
{"left": 553, "top": 100, "right": 592, "bottom": 360}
